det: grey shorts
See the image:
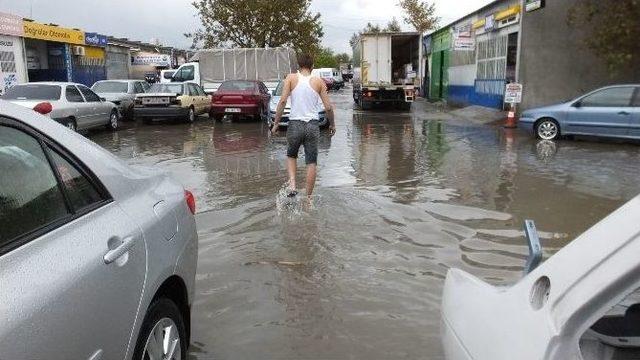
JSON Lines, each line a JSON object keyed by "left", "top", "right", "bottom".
{"left": 287, "top": 120, "right": 319, "bottom": 164}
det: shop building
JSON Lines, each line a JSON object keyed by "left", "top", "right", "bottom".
{"left": 22, "top": 20, "right": 87, "bottom": 82}
{"left": 105, "top": 41, "right": 132, "bottom": 79}
{"left": 426, "top": 0, "right": 521, "bottom": 109}
{"left": 71, "top": 32, "right": 107, "bottom": 86}
{"left": 518, "top": 0, "right": 640, "bottom": 110}
{"left": 0, "top": 12, "right": 28, "bottom": 94}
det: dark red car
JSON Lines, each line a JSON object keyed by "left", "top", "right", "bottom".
{"left": 210, "top": 80, "right": 271, "bottom": 122}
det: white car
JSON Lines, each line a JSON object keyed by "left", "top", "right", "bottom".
{"left": 2, "top": 82, "right": 119, "bottom": 132}
{"left": 442, "top": 195, "right": 640, "bottom": 360}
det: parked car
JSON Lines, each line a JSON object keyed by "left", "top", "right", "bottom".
{"left": 210, "top": 80, "right": 270, "bottom": 122}
{"left": 92, "top": 79, "right": 148, "bottom": 120}
{"left": 267, "top": 80, "right": 327, "bottom": 129}
{"left": 160, "top": 69, "right": 176, "bottom": 84}
{"left": 2, "top": 82, "right": 119, "bottom": 132}
{"left": 312, "top": 68, "right": 336, "bottom": 90}
{"left": 332, "top": 69, "right": 345, "bottom": 90}
{"left": 520, "top": 84, "right": 640, "bottom": 141}
{"left": 441, "top": 194, "right": 640, "bottom": 360}
{"left": 0, "top": 100, "right": 198, "bottom": 360}
{"left": 134, "top": 82, "right": 211, "bottom": 124}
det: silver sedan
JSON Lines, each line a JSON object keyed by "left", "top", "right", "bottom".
{"left": 0, "top": 100, "right": 198, "bottom": 359}
{"left": 92, "top": 79, "right": 149, "bottom": 120}
{"left": 2, "top": 82, "right": 120, "bottom": 132}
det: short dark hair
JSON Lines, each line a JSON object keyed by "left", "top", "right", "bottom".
{"left": 297, "top": 53, "right": 314, "bottom": 70}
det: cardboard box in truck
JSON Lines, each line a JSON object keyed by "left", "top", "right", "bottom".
{"left": 171, "top": 47, "right": 297, "bottom": 93}
{"left": 352, "top": 32, "right": 422, "bottom": 110}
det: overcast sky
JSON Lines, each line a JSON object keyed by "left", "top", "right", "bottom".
{"left": 0, "top": 0, "right": 493, "bottom": 53}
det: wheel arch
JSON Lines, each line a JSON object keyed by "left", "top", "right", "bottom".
{"left": 150, "top": 275, "right": 191, "bottom": 344}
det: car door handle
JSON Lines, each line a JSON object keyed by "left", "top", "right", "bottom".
{"left": 103, "top": 236, "right": 138, "bottom": 264}
{"left": 618, "top": 111, "right": 630, "bottom": 116}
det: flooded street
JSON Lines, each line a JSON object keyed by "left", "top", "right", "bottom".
{"left": 90, "top": 88, "right": 640, "bottom": 359}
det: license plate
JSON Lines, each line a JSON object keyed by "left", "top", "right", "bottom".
{"left": 143, "top": 97, "right": 169, "bottom": 105}
{"left": 225, "top": 108, "right": 241, "bottom": 113}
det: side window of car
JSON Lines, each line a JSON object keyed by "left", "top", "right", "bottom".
{"left": 78, "top": 85, "right": 101, "bottom": 102}
{"left": 134, "top": 82, "right": 144, "bottom": 94}
{"left": 581, "top": 87, "right": 635, "bottom": 107}
{"left": 188, "top": 84, "right": 199, "bottom": 96}
{"left": 633, "top": 88, "right": 640, "bottom": 107}
{"left": 47, "top": 147, "right": 104, "bottom": 211}
{"left": 0, "top": 125, "right": 70, "bottom": 247}
{"left": 66, "top": 86, "right": 84, "bottom": 102}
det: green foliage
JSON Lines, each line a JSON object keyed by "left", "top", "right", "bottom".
{"left": 385, "top": 17, "right": 402, "bottom": 32}
{"left": 186, "top": 0, "right": 323, "bottom": 53}
{"left": 567, "top": 0, "right": 640, "bottom": 74}
{"left": 335, "top": 53, "right": 351, "bottom": 64}
{"left": 398, "top": 0, "right": 439, "bottom": 33}
{"left": 314, "top": 47, "right": 339, "bottom": 68}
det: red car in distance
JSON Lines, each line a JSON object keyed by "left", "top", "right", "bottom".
{"left": 210, "top": 80, "right": 271, "bottom": 122}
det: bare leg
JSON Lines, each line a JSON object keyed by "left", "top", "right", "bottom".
{"left": 286, "top": 157, "right": 297, "bottom": 191}
{"left": 306, "top": 164, "right": 317, "bottom": 199}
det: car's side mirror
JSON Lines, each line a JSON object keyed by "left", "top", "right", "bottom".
{"left": 573, "top": 101, "right": 582, "bottom": 108}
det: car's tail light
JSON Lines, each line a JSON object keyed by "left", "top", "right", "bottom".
{"left": 33, "top": 102, "right": 53, "bottom": 115}
{"left": 365, "top": 92, "right": 373, "bottom": 98}
{"left": 185, "top": 190, "right": 196, "bottom": 215}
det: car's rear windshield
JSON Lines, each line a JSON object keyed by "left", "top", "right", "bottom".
{"left": 2, "top": 85, "right": 61, "bottom": 100}
{"left": 92, "top": 81, "right": 128, "bottom": 93}
{"left": 219, "top": 81, "right": 256, "bottom": 91}
{"left": 274, "top": 81, "right": 284, "bottom": 96}
{"left": 148, "top": 84, "right": 183, "bottom": 95}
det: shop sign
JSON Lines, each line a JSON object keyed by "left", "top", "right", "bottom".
{"left": 484, "top": 14, "right": 496, "bottom": 32}
{"left": 84, "top": 32, "right": 108, "bottom": 47}
{"left": 453, "top": 23, "right": 475, "bottom": 51}
{"left": 504, "top": 83, "right": 523, "bottom": 103}
{"left": 23, "top": 21, "right": 85, "bottom": 45}
{"left": 0, "top": 12, "right": 23, "bottom": 37}
{"left": 525, "top": 0, "right": 545, "bottom": 12}
{"left": 132, "top": 53, "right": 171, "bottom": 67}
{"left": 0, "top": 35, "right": 22, "bottom": 94}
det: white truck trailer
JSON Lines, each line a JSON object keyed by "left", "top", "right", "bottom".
{"left": 352, "top": 32, "right": 423, "bottom": 110}
{"left": 171, "top": 47, "right": 297, "bottom": 93}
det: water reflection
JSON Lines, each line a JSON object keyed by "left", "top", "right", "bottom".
{"left": 87, "top": 92, "right": 640, "bottom": 360}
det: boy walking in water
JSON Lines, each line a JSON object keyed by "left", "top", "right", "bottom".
{"left": 272, "top": 53, "right": 335, "bottom": 199}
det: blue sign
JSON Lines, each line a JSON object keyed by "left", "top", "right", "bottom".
{"left": 84, "top": 32, "right": 108, "bottom": 47}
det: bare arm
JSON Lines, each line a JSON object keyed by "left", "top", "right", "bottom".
{"left": 318, "top": 81, "right": 336, "bottom": 135}
{"left": 272, "top": 75, "right": 292, "bottom": 131}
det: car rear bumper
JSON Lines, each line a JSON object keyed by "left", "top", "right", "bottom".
{"left": 134, "top": 106, "right": 189, "bottom": 119}
{"left": 211, "top": 103, "right": 260, "bottom": 115}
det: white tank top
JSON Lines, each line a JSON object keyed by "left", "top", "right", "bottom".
{"left": 289, "top": 72, "right": 321, "bottom": 121}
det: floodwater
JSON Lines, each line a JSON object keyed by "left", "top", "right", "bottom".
{"left": 90, "top": 88, "right": 640, "bottom": 359}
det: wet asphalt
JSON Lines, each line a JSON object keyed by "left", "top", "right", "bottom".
{"left": 89, "top": 86, "right": 640, "bottom": 359}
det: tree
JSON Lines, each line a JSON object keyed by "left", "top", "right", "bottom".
{"left": 314, "top": 47, "right": 338, "bottom": 68}
{"left": 567, "top": 0, "right": 640, "bottom": 74}
{"left": 398, "top": 0, "right": 439, "bottom": 33}
{"left": 385, "top": 17, "right": 402, "bottom": 32}
{"left": 335, "top": 53, "right": 351, "bottom": 64}
{"left": 187, "top": 0, "right": 323, "bottom": 53}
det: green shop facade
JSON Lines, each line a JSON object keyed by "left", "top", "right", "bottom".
{"left": 427, "top": 29, "right": 452, "bottom": 101}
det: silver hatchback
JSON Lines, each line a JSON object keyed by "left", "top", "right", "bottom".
{"left": 0, "top": 100, "right": 198, "bottom": 359}
{"left": 2, "top": 82, "right": 120, "bottom": 132}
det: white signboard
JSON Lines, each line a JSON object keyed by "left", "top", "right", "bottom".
{"left": 132, "top": 52, "right": 171, "bottom": 67}
{"left": 504, "top": 83, "right": 523, "bottom": 103}
{"left": 0, "top": 35, "right": 27, "bottom": 95}
{"left": 453, "top": 23, "right": 475, "bottom": 51}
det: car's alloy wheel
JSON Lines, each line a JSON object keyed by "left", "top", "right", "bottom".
{"left": 142, "top": 317, "right": 181, "bottom": 360}
{"left": 133, "top": 298, "right": 186, "bottom": 360}
{"left": 108, "top": 111, "right": 118, "bottom": 130}
{"left": 187, "top": 108, "right": 195, "bottom": 123}
{"left": 66, "top": 118, "right": 77, "bottom": 131}
{"left": 536, "top": 119, "right": 559, "bottom": 140}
